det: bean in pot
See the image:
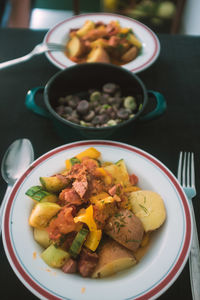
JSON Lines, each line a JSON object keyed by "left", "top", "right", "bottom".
{"left": 124, "top": 96, "right": 137, "bottom": 110}
{"left": 55, "top": 82, "right": 140, "bottom": 128}
{"left": 102, "top": 83, "right": 119, "bottom": 94}
{"left": 77, "top": 100, "right": 89, "bottom": 115}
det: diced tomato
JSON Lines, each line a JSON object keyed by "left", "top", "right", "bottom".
{"left": 129, "top": 173, "right": 139, "bottom": 185}
{"left": 47, "top": 206, "right": 78, "bottom": 240}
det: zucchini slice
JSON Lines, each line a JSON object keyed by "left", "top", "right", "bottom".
{"left": 69, "top": 228, "right": 89, "bottom": 258}
{"left": 41, "top": 244, "right": 70, "bottom": 268}
{"left": 40, "top": 176, "right": 69, "bottom": 193}
{"left": 34, "top": 228, "right": 52, "bottom": 248}
{"left": 26, "top": 186, "right": 58, "bottom": 203}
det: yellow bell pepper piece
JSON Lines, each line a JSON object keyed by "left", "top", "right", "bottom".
{"left": 120, "top": 27, "right": 130, "bottom": 34}
{"left": 122, "top": 186, "right": 141, "bottom": 193}
{"left": 96, "top": 167, "right": 112, "bottom": 185}
{"left": 90, "top": 192, "right": 109, "bottom": 204}
{"left": 85, "top": 229, "right": 102, "bottom": 251}
{"left": 76, "top": 147, "right": 100, "bottom": 161}
{"left": 74, "top": 205, "right": 97, "bottom": 231}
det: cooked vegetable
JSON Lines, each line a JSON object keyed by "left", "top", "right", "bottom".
{"left": 76, "top": 147, "right": 100, "bottom": 161}
{"left": 127, "top": 33, "right": 142, "bottom": 49}
{"left": 69, "top": 228, "right": 89, "bottom": 258}
{"left": 67, "top": 36, "right": 85, "bottom": 58}
{"left": 33, "top": 228, "right": 51, "bottom": 248}
{"left": 85, "top": 229, "right": 102, "bottom": 251}
{"left": 74, "top": 205, "right": 97, "bottom": 231}
{"left": 129, "top": 190, "right": 166, "bottom": 232}
{"left": 92, "top": 239, "right": 137, "bottom": 278}
{"left": 121, "top": 46, "right": 138, "bottom": 62}
{"left": 76, "top": 20, "right": 95, "bottom": 37}
{"left": 41, "top": 244, "right": 70, "bottom": 268}
{"left": 65, "top": 157, "right": 81, "bottom": 170}
{"left": 26, "top": 186, "right": 58, "bottom": 203}
{"left": 40, "top": 176, "right": 69, "bottom": 193}
{"left": 105, "top": 209, "right": 144, "bottom": 251}
{"left": 104, "top": 159, "right": 130, "bottom": 187}
{"left": 29, "top": 202, "right": 61, "bottom": 229}
{"left": 124, "top": 96, "right": 137, "bottom": 110}
{"left": 87, "top": 46, "right": 110, "bottom": 63}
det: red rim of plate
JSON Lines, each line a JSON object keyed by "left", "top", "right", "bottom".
{"left": 44, "top": 13, "right": 160, "bottom": 73}
{"left": 3, "top": 140, "right": 191, "bottom": 300}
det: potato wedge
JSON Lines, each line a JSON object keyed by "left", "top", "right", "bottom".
{"left": 34, "top": 228, "right": 51, "bottom": 248}
{"left": 121, "top": 46, "right": 138, "bottom": 63}
{"left": 104, "top": 159, "right": 130, "bottom": 187}
{"left": 67, "top": 36, "right": 85, "bottom": 58}
{"left": 92, "top": 239, "right": 136, "bottom": 278}
{"left": 76, "top": 20, "right": 95, "bottom": 37}
{"left": 105, "top": 209, "right": 144, "bottom": 252}
{"left": 29, "top": 202, "right": 61, "bottom": 229}
{"left": 87, "top": 47, "right": 110, "bottom": 63}
{"left": 129, "top": 190, "right": 166, "bottom": 232}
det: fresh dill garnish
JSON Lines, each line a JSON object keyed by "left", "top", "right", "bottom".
{"left": 139, "top": 204, "right": 148, "bottom": 214}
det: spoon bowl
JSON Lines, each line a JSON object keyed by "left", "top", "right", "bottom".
{"left": 0, "top": 138, "right": 34, "bottom": 232}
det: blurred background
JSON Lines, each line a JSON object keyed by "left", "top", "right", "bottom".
{"left": 0, "top": 0, "right": 199, "bottom": 35}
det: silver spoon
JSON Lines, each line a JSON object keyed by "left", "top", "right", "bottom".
{"left": 0, "top": 139, "right": 34, "bottom": 233}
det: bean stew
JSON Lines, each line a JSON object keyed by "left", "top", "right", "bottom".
{"left": 55, "top": 83, "right": 141, "bottom": 128}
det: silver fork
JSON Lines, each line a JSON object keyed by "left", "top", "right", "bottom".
{"left": 177, "top": 152, "right": 200, "bottom": 300}
{"left": 0, "top": 43, "right": 66, "bottom": 70}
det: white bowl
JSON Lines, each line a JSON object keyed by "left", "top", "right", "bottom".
{"left": 44, "top": 13, "right": 160, "bottom": 73}
{"left": 2, "top": 140, "right": 192, "bottom": 300}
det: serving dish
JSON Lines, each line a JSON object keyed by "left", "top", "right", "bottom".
{"left": 2, "top": 140, "right": 192, "bottom": 300}
{"left": 44, "top": 13, "right": 160, "bottom": 73}
{"left": 25, "top": 63, "right": 166, "bottom": 139}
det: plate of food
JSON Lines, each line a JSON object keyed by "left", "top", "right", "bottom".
{"left": 44, "top": 13, "right": 160, "bottom": 73}
{"left": 2, "top": 140, "right": 192, "bottom": 300}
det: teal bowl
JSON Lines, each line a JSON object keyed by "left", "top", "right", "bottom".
{"left": 25, "top": 63, "right": 166, "bottom": 138}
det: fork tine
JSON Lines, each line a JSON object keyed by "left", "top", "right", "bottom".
{"left": 177, "top": 151, "right": 183, "bottom": 183}
{"left": 191, "top": 152, "right": 195, "bottom": 188}
{"left": 182, "top": 151, "right": 186, "bottom": 187}
{"left": 187, "top": 152, "right": 190, "bottom": 187}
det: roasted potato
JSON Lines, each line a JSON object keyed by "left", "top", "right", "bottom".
{"left": 87, "top": 47, "right": 110, "bottom": 63}
{"left": 92, "top": 239, "right": 136, "bottom": 278}
{"left": 105, "top": 209, "right": 144, "bottom": 252}
{"left": 67, "top": 36, "right": 85, "bottom": 58}
{"left": 121, "top": 46, "right": 138, "bottom": 62}
{"left": 129, "top": 190, "right": 166, "bottom": 232}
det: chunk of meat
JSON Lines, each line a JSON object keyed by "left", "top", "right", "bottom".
{"left": 108, "top": 36, "right": 121, "bottom": 47}
{"left": 78, "top": 247, "right": 99, "bottom": 277}
{"left": 82, "top": 29, "right": 107, "bottom": 41}
{"left": 73, "top": 179, "right": 88, "bottom": 199}
{"left": 46, "top": 206, "right": 78, "bottom": 240}
{"left": 62, "top": 258, "right": 77, "bottom": 273}
{"left": 59, "top": 188, "right": 83, "bottom": 206}
{"left": 108, "top": 184, "right": 122, "bottom": 196}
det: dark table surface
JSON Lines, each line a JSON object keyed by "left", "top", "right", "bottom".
{"left": 0, "top": 27, "right": 200, "bottom": 300}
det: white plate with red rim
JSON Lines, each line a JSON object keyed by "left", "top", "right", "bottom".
{"left": 44, "top": 13, "right": 160, "bottom": 73}
{"left": 2, "top": 140, "right": 192, "bottom": 300}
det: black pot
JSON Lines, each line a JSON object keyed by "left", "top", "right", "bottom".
{"left": 25, "top": 63, "right": 166, "bottom": 138}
